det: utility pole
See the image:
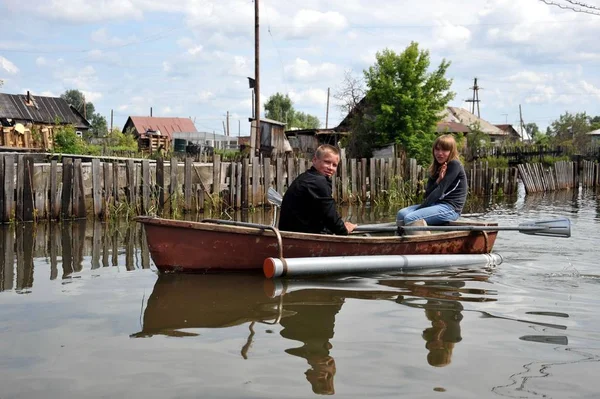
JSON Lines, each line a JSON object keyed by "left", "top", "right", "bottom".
{"left": 465, "top": 77, "right": 481, "bottom": 118}
{"left": 110, "top": 109, "right": 114, "bottom": 132}
{"left": 254, "top": 0, "right": 261, "bottom": 156}
{"left": 150, "top": 107, "right": 153, "bottom": 117}
{"left": 325, "top": 87, "right": 330, "bottom": 129}
{"left": 226, "top": 111, "right": 230, "bottom": 137}
{"left": 83, "top": 95, "right": 87, "bottom": 119}
{"left": 519, "top": 104, "right": 525, "bottom": 142}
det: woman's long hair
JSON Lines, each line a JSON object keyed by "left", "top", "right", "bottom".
{"left": 429, "top": 134, "right": 460, "bottom": 176}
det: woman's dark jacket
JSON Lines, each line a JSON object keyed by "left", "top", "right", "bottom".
{"left": 278, "top": 167, "right": 348, "bottom": 235}
{"left": 418, "top": 159, "right": 467, "bottom": 213}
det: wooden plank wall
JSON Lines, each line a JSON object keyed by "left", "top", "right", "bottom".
{"left": 1, "top": 153, "right": 590, "bottom": 223}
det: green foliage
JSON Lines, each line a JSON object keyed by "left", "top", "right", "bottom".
{"left": 60, "top": 89, "right": 108, "bottom": 137}
{"left": 264, "top": 92, "right": 320, "bottom": 129}
{"left": 547, "top": 111, "right": 591, "bottom": 153}
{"left": 53, "top": 125, "right": 90, "bottom": 154}
{"left": 105, "top": 129, "right": 138, "bottom": 152}
{"left": 362, "top": 42, "right": 455, "bottom": 165}
{"left": 475, "top": 156, "right": 509, "bottom": 168}
{"left": 466, "top": 122, "right": 490, "bottom": 150}
{"left": 530, "top": 155, "right": 571, "bottom": 167}
{"left": 292, "top": 111, "right": 320, "bottom": 129}
{"left": 590, "top": 115, "right": 600, "bottom": 131}
{"left": 264, "top": 93, "right": 293, "bottom": 123}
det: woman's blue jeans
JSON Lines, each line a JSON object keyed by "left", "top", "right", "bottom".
{"left": 396, "top": 203, "right": 459, "bottom": 226}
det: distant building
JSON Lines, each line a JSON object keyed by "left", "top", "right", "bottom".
{"left": 122, "top": 116, "right": 198, "bottom": 154}
{"left": 122, "top": 116, "right": 197, "bottom": 139}
{"left": 249, "top": 117, "right": 292, "bottom": 157}
{"left": 587, "top": 128, "right": 600, "bottom": 148}
{"left": 440, "top": 107, "right": 514, "bottom": 146}
{"left": 285, "top": 128, "right": 348, "bottom": 156}
{"left": 0, "top": 91, "right": 90, "bottom": 150}
{"left": 494, "top": 124, "right": 523, "bottom": 142}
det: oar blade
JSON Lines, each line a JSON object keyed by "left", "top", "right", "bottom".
{"left": 518, "top": 217, "right": 571, "bottom": 238}
{"left": 267, "top": 187, "right": 283, "bottom": 207}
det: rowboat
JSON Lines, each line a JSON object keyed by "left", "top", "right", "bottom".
{"left": 136, "top": 216, "right": 500, "bottom": 273}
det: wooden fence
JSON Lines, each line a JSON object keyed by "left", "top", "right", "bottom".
{"left": 0, "top": 153, "right": 566, "bottom": 224}
{"left": 517, "top": 160, "right": 599, "bottom": 193}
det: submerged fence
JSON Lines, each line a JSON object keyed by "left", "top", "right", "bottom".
{"left": 1, "top": 153, "right": 596, "bottom": 223}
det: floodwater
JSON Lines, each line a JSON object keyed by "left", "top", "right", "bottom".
{"left": 0, "top": 188, "right": 599, "bottom": 399}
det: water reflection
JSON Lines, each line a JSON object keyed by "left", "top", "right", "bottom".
{"left": 132, "top": 271, "right": 496, "bottom": 394}
{"left": 0, "top": 220, "right": 150, "bottom": 292}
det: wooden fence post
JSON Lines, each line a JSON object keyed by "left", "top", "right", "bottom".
{"left": 92, "top": 159, "right": 102, "bottom": 218}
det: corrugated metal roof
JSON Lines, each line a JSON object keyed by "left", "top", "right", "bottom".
{"left": 587, "top": 128, "right": 600, "bottom": 136}
{"left": 248, "top": 117, "right": 287, "bottom": 126}
{"left": 0, "top": 92, "right": 90, "bottom": 128}
{"left": 125, "top": 116, "right": 198, "bottom": 139}
{"left": 443, "top": 107, "right": 508, "bottom": 136}
{"left": 436, "top": 121, "right": 470, "bottom": 134}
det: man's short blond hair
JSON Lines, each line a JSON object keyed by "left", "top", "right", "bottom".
{"left": 314, "top": 144, "right": 340, "bottom": 160}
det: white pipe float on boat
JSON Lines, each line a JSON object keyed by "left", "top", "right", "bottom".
{"left": 263, "top": 253, "right": 503, "bottom": 279}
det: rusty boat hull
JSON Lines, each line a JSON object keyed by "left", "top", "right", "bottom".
{"left": 136, "top": 216, "right": 498, "bottom": 273}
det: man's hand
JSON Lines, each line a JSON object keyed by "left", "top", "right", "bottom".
{"left": 344, "top": 221, "right": 357, "bottom": 234}
{"left": 436, "top": 162, "right": 447, "bottom": 184}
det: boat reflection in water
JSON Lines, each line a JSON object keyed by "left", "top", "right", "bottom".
{"left": 131, "top": 271, "right": 495, "bottom": 394}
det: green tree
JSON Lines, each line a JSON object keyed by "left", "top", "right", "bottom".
{"left": 264, "top": 93, "right": 294, "bottom": 123}
{"left": 60, "top": 89, "right": 108, "bottom": 137}
{"left": 589, "top": 115, "right": 600, "bottom": 131}
{"left": 292, "top": 111, "right": 320, "bottom": 129}
{"left": 53, "top": 125, "right": 89, "bottom": 154}
{"left": 363, "top": 42, "right": 455, "bottom": 165}
{"left": 264, "top": 92, "right": 320, "bottom": 129}
{"left": 547, "top": 111, "right": 590, "bottom": 152}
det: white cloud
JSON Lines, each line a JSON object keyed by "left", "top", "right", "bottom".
{"left": 289, "top": 88, "right": 328, "bottom": 107}
{"left": 91, "top": 28, "right": 133, "bottom": 46}
{"left": 58, "top": 65, "right": 98, "bottom": 89}
{"left": 432, "top": 22, "right": 472, "bottom": 50}
{"left": 187, "top": 45, "right": 203, "bottom": 56}
{"left": 290, "top": 10, "right": 348, "bottom": 38}
{"left": 285, "top": 58, "right": 339, "bottom": 82}
{"left": 0, "top": 56, "right": 19, "bottom": 74}
{"left": 82, "top": 91, "right": 103, "bottom": 103}
{"left": 196, "top": 91, "right": 214, "bottom": 103}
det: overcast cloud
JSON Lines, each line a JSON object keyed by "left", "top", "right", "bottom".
{"left": 1, "top": 0, "right": 599, "bottom": 134}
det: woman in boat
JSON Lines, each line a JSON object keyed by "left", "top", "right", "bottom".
{"left": 279, "top": 144, "right": 357, "bottom": 235}
{"left": 396, "top": 134, "right": 467, "bottom": 227}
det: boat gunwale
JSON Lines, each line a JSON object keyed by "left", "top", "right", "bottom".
{"left": 135, "top": 216, "right": 499, "bottom": 244}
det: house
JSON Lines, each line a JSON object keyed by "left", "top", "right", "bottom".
{"left": 440, "top": 107, "right": 512, "bottom": 146}
{"left": 285, "top": 128, "right": 348, "bottom": 156}
{"left": 249, "top": 117, "right": 292, "bottom": 157}
{"left": 495, "top": 124, "right": 523, "bottom": 142}
{"left": 122, "top": 116, "right": 198, "bottom": 154}
{"left": 436, "top": 121, "right": 471, "bottom": 135}
{"left": 587, "top": 128, "right": 600, "bottom": 148}
{"left": 0, "top": 91, "right": 90, "bottom": 150}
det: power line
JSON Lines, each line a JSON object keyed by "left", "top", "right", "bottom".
{"left": 538, "top": 0, "right": 600, "bottom": 15}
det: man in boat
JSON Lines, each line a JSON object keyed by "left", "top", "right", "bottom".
{"left": 279, "top": 144, "right": 357, "bottom": 235}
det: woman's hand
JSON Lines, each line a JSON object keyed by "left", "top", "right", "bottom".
{"left": 436, "top": 162, "right": 447, "bottom": 184}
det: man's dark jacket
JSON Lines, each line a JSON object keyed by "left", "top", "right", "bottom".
{"left": 278, "top": 167, "right": 348, "bottom": 235}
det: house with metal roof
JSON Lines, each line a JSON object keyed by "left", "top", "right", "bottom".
{"left": 122, "top": 116, "right": 197, "bottom": 140}
{"left": 587, "top": 128, "right": 600, "bottom": 147}
{"left": 440, "top": 107, "right": 514, "bottom": 146}
{"left": 0, "top": 91, "right": 90, "bottom": 150}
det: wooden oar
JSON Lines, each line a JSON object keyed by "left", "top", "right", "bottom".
{"left": 355, "top": 218, "right": 571, "bottom": 238}
{"left": 267, "top": 188, "right": 571, "bottom": 238}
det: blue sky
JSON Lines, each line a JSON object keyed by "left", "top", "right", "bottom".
{"left": 1, "top": 0, "right": 600, "bottom": 136}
